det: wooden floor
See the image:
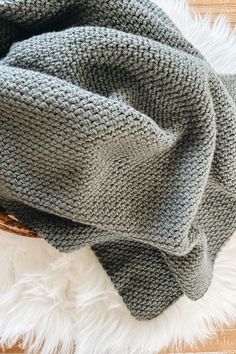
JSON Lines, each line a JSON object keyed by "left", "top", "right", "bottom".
{"left": 2, "top": 325, "right": 236, "bottom": 354}
{"left": 189, "top": 0, "right": 236, "bottom": 26}
{"left": 164, "top": 325, "right": 236, "bottom": 353}
{"left": 0, "top": 1, "right": 236, "bottom": 353}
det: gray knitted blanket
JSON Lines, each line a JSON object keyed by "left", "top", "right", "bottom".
{"left": 0, "top": 0, "right": 236, "bottom": 321}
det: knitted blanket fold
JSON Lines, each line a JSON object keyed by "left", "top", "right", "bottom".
{"left": 0, "top": 0, "right": 235, "bottom": 321}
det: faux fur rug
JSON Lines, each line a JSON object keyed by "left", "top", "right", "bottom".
{"left": 0, "top": 1, "right": 236, "bottom": 353}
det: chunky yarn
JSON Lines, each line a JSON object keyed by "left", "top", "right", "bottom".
{"left": 0, "top": 0, "right": 235, "bottom": 320}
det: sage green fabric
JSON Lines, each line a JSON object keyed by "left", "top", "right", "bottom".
{"left": 0, "top": 0, "right": 235, "bottom": 320}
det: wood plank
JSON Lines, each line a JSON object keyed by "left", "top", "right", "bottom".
{"left": 189, "top": 0, "right": 236, "bottom": 25}
{"left": 0, "top": 343, "right": 24, "bottom": 353}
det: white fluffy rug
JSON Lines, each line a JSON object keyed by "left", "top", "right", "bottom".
{"left": 0, "top": 1, "right": 236, "bottom": 353}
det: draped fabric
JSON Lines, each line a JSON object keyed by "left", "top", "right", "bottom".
{"left": 0, "top": 0, "right": 235, "bottom": 320}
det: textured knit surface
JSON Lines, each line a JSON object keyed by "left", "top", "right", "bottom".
{"left": 0, "top": 0, "right": 236, "bottom": 321}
